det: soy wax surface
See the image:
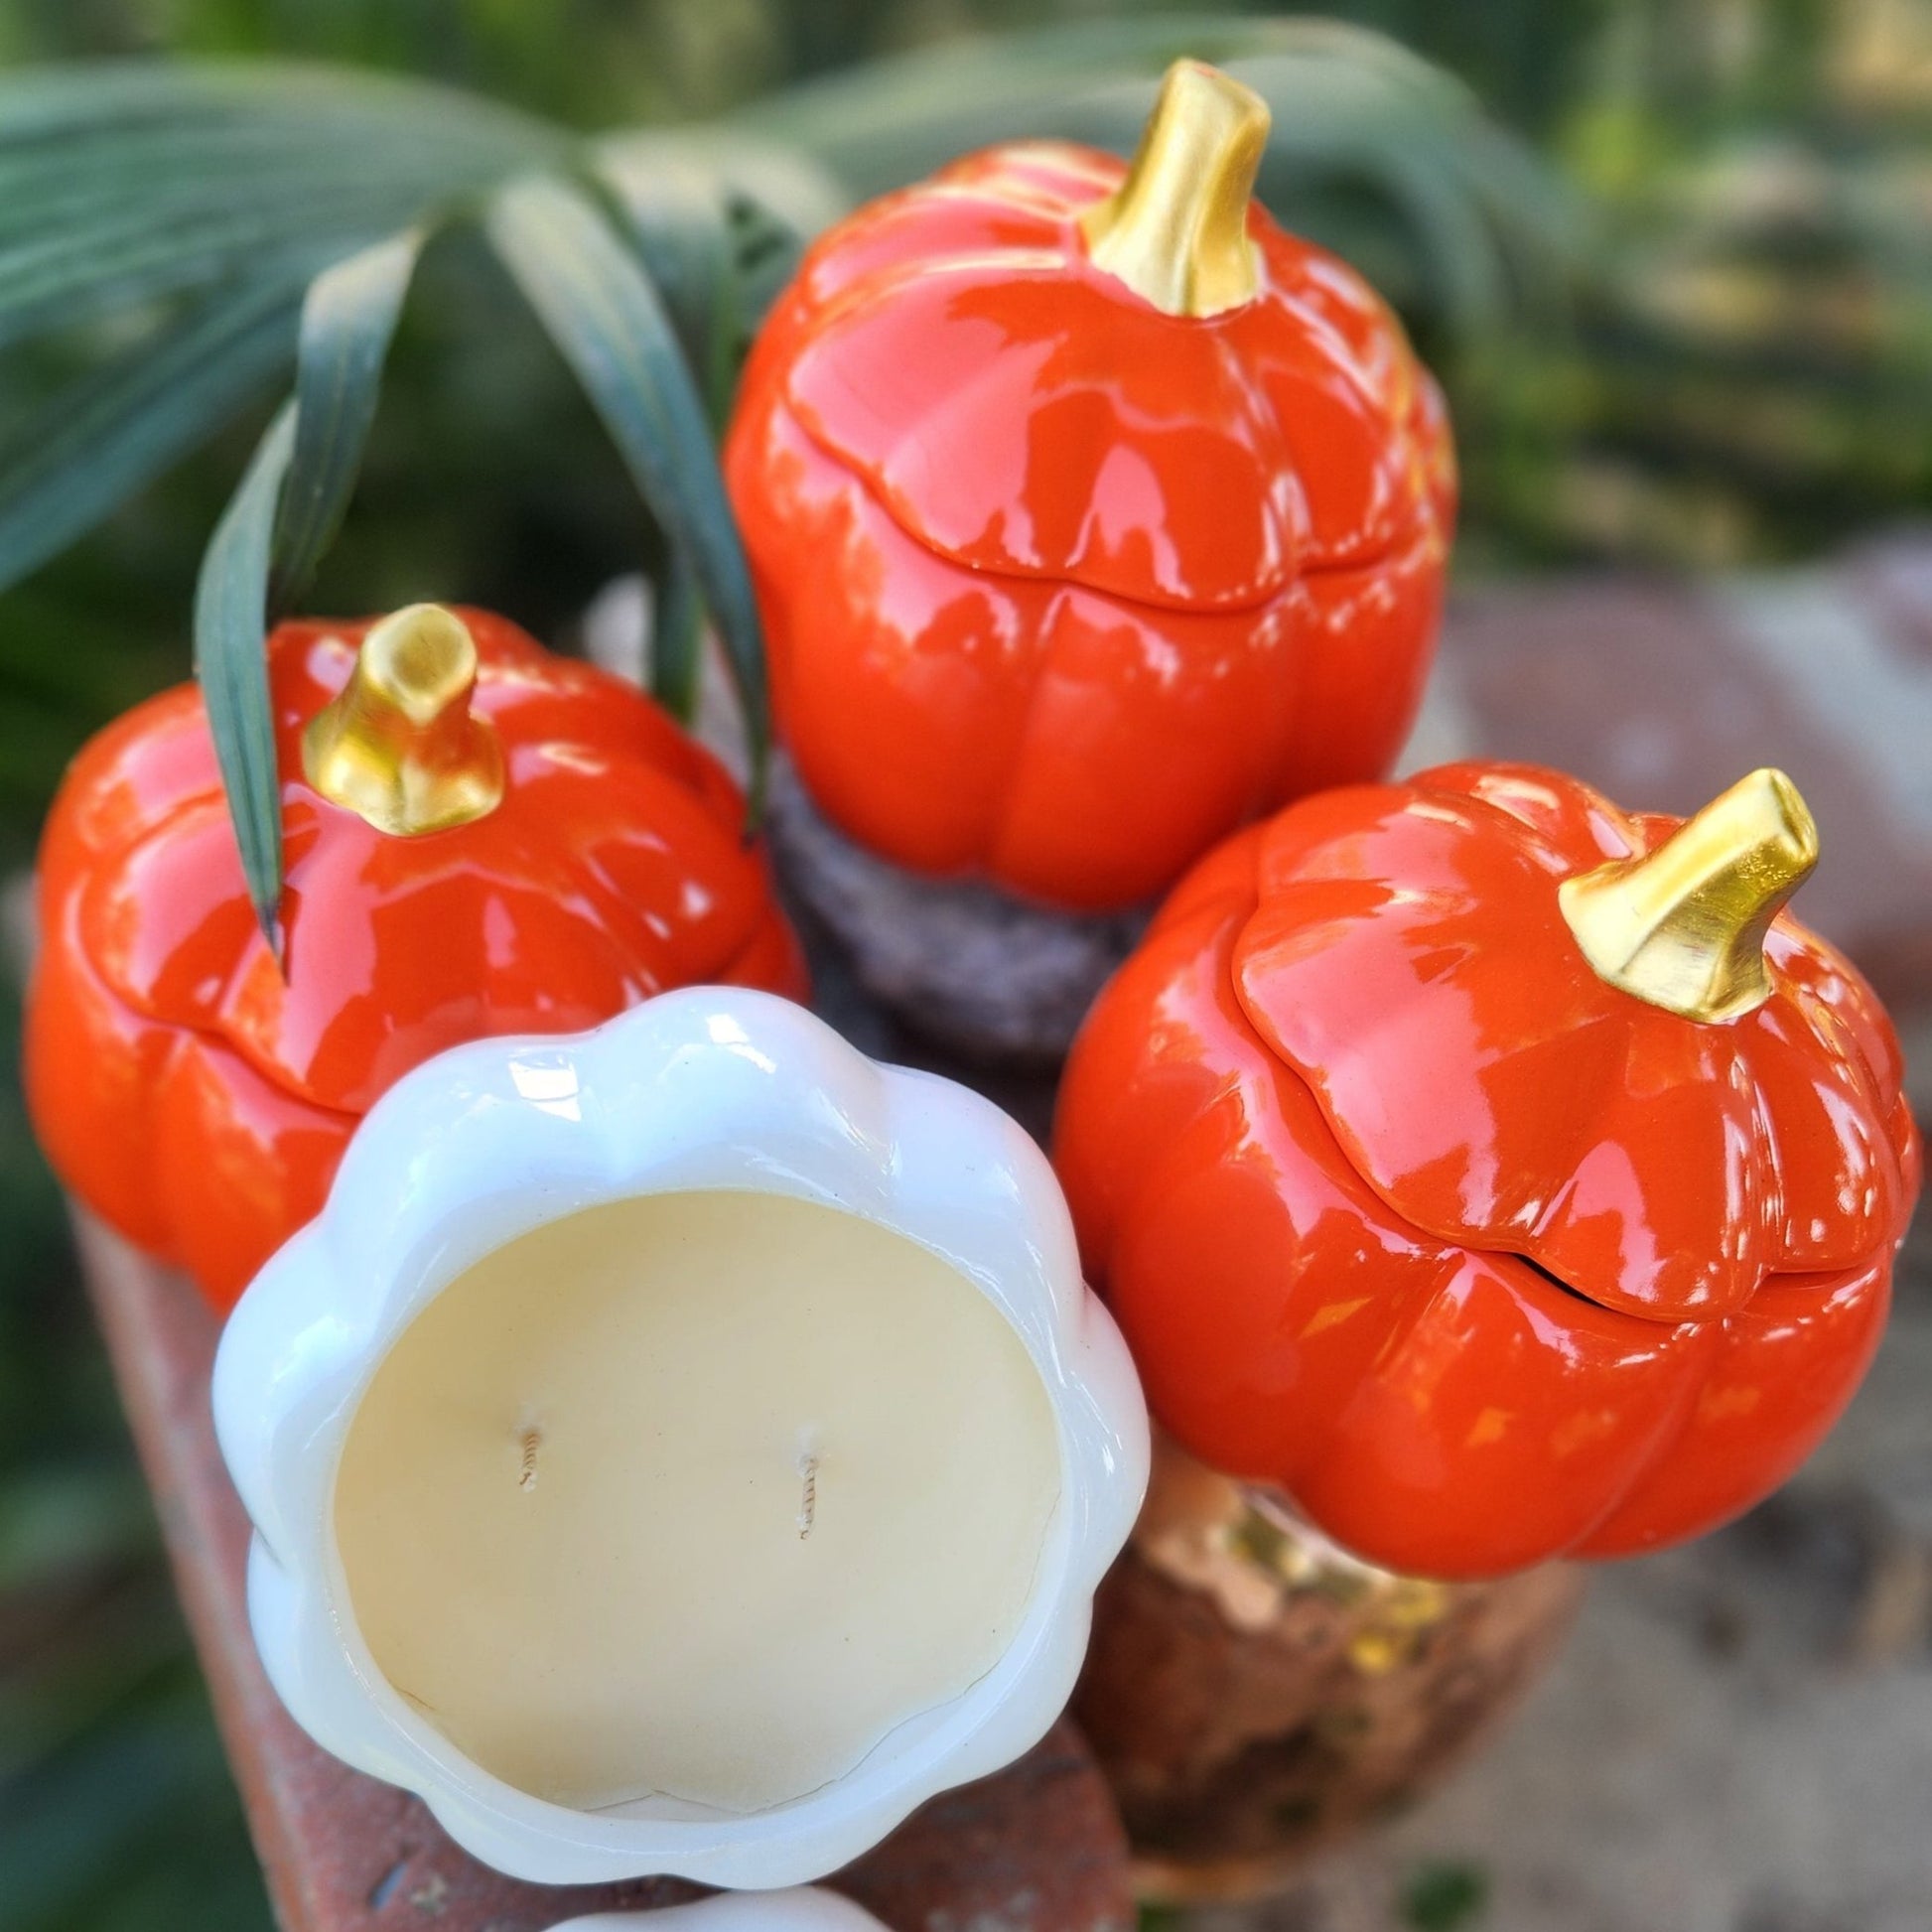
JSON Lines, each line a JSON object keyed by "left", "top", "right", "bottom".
{"left": 332, "top": 1189, "right": 1061, "bottom": 1813}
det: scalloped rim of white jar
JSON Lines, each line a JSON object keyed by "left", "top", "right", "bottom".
{"left": 211, "top": 987, "right": 1148, "bottom": 1889}
{"left": 547, "top": 1885, "right": 889, "bottom": 1932}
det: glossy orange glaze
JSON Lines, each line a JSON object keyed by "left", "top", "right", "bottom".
{"left": 725, "top": 142, "right": 1454, "bottom": 911}
{"left": 25, "top": 609, "right": 808, "bottom": 1310}
{"left": 1053, "top": 761, "right": 1920, "bottom": 1579}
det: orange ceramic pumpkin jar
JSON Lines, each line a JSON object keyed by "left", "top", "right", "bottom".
{"left": 26, "top": 603, "right": 807, "bottom": 1310}
{"left": 725, "top": 61, "right": 1453, "bottom": 916}
{"left": 1054, "top": 759, "right": 1920, "bottom": 1583}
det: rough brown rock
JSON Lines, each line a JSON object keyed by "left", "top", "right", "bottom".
{"left": 764, "top": 757, "right": 1151, "bottom": 1064}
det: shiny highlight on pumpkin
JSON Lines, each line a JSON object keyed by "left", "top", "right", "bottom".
{"left": 1079, "top": 60, "right": 1269, "bottom": 318}
{"left": 302, "top": 604, "right": 505, "bottom": 836}
{"left": 1559, "top": 767, "right": 1820, "bottom": 1024}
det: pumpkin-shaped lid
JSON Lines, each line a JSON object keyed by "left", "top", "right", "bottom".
{"left": 59, "top": 605, "right": 792, "bottom": 1117}
{"left": 1229, "top": 761, "right": 1919, "bottom": 1321}
{"left": 759, "top": 61, "right": 1449, "bottom": 614}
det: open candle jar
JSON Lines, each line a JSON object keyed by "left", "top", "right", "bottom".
{"left": 212, "top": 988, "right": 1147, "bottom": 1888}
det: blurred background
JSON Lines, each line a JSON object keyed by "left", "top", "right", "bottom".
{"left": 1, "top": 3, "right": 1929, "bottom": 1929}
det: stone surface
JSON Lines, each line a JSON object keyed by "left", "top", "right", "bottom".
{"left": 69, "top": 1215, "right": 1134, "bottom": 1932}
{"left": 764, "top": 758, "right": 1151, "bottom": 1064}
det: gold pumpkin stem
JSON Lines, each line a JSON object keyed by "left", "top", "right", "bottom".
{"left": 302, "top": 604, "right": 505, "bottom": 836}
{"left": 1079, "top": 60, "right": 1270, "bottom": 318}
{"left": 1558, "top": 767, "right": 1819, "bottom": 1024}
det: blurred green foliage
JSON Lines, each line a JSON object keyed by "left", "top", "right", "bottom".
{"left": 0, "top": 21, "right": 1573, "bottom": 929}
{"left": 0, "top": 0, "right": 1616, "bottom": 131}
{"left": 1401, "top": 1859, "right": 1491, "bottom": 1931}
{"left": 0, "top": 3, "right": 1927, "bottom": 1927}
{"left": 1466, "top": 0, "right": 1932, "bottom": 570}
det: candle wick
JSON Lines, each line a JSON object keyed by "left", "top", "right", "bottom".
{"left": 518, "top": 1428, "right": 541, "bottom": 1493}
{"left": 797, "top": 1452, "right": 818, "bottom": 1540}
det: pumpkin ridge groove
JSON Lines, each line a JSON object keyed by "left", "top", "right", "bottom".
{"left": 776, "top": 393, "right": 1427, "bottom": 616}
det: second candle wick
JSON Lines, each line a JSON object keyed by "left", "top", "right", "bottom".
{"left": 518, "top": 1427, "right": 541, "bottom": 1493}
{"left": 797, "top": 1451, "right": 818, "bottom": 1540}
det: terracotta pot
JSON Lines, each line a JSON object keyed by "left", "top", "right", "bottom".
{"left": 1071, "top": 1434, "right": 1586, "bottom": 1902}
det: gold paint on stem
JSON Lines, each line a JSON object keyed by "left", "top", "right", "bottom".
{"left": 1079, "top": 60, "right": 1270, "bottom": 318}
{"left": 302, "top": 604, "right": 504, "bottom": 835}
{"left": 1558, "top": 767, "right": 1819, "bottom": 1023}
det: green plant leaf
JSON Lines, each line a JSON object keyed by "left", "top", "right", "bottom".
{"left": 272, "top": 227, "right": 422, "bottom": 612}
{"left": 0, "top": 31, "right": 1581, "bottom": 900}
{"left": 0, "top": 274, "right": 301, "bottom": 596}
{"left": 739, "top": 14, "right": 1577, "bottom": 332}
{"left": 649, "top": 547, "right": 704, "bottom": 723}
{"left": 594, "top": 136, "right": 844, "bottom": 422}
{"left": 593, "top": 153, "right": 733, "bottom": 425}
{"left": 738, "top": 15, "right": 1401, "bottom": 181}
{"left": 0, "top": 62, "right": 565, "bottom": 188}
{"left": 0, "top": 64, "right": 565, "bottom": 346}
{"left": 1402, "top": 1859, "right": 1490, "bottom": 1932}
{"left": 485, "top": 173, "right": 766, "bottom": 796}
{"left": 195, "top": 403, "right": 295, "bottom": 957}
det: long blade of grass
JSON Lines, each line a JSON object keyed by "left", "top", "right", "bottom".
{"left": 485, "top": 174, "right": 766, "bottom": 792}
{"left": 195, "top": 403, "right": 296, "bottom": 956}
{"left": 0, "top": 65, "right": 565, "bottom": 346}
{"left": 271, "top": 228, "right": 421, "bottom": 612}
{"left": 649, "top": 546, "right": 704, "bottom": 723}
{"left": 0, "top": 182, "right": 435, "bottom": 350}
{"left": 0, "top": 63, "right": 563, "bottom": 199}
{"left": 592, "top": 153, "right": 732, "bottom": 426}
{"left": 737, "top": 13, "right": 1577, "bottom": 331}
{"left": 593, "top": 137, "right": 844, "bottom": 422}
{"left": 0, "top": 274, "right": 301, "bottom": 595}
{"left": 735, "top": 13, "right": 1318, "bottom": 185}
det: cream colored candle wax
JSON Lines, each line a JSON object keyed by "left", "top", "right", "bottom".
{"left": 332, "top": 1188, "right": 1061, "bottom": 1815}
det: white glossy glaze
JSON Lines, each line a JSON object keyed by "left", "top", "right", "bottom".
{"left": 546, "top": 1888, "right": 890, "bottom": 1932}
{"left": 212, "top": 988, "right": 1148, "bottom": 1887}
